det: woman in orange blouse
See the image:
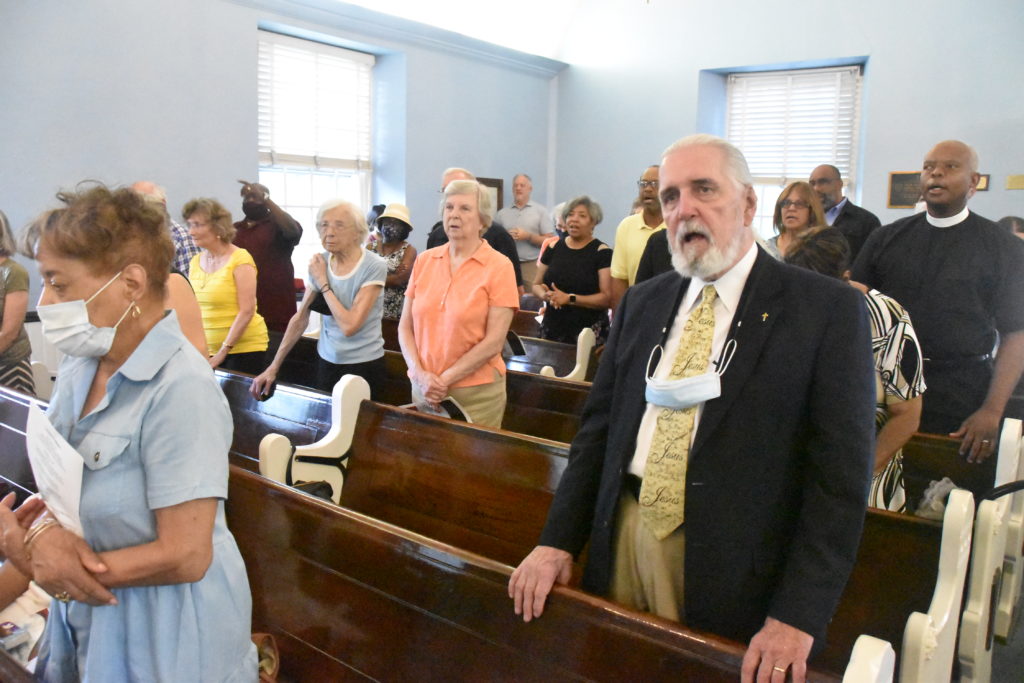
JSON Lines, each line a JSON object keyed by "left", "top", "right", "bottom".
{"left": 398, "top": 179, "right": 518, "bottom": 427}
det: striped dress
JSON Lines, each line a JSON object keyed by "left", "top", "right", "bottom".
{"left": 865, "top": 288, "right": 926, "bottom": 511}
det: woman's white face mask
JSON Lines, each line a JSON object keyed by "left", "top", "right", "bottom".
{"left": 37, "top": 272, "right": 134, "bottom": 358}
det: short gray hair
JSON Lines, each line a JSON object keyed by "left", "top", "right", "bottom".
{"left": 442, "top": 167, "right": 476, "bottom": 182}
{"left": 662, "top": 134, "right": 753, "bottom": 189}
{"left": 317, "top": 199, "right": 369, "bottom": 244}
{"left": 563, "top": 196, "right": 603, "bottom": 227}
{"left": 443, "top": 179, "right": 493, "bottom": 230}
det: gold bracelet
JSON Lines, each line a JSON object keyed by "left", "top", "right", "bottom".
{"left": 24, "top": 518, "right": 61, "bottom": 561}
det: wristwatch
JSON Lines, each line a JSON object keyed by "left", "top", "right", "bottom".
{"left": 569, "top": 294, "right": 577, "bottom": 304}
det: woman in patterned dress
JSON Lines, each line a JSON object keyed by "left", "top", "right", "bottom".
{"left": 784, "top": 228, "right": 925, "bottom": 511}
{"left": 369, "top": 203, "right": 416, "bottom": 319}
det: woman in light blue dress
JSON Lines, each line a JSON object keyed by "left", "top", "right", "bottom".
{"left": 0, "top": 185, "right": 256, "bottom": 681}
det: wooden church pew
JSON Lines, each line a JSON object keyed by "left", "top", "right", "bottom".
{"left": 273, "top": 347, "right": 587, "bottom": 444}
{"left": 0, "top": 383, "right": 977, "bottom": 681}
{"left": 228, "top": 465, "right": 842, "bottom": 682}
{"left": 251, "top": 378, "right": 976, "bottom": 680}
{"left": 378, "top": 316, "right": 594, "bottom": 380}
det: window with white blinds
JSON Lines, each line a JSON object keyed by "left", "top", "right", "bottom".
{"left": 725, "top": 65, "right": 863, "bottom": 238}
{"left": 256, "top": 30, "right": 375, "bottom": 275}
{"left": 258, "top": 31, "right": 374, "bottom": 172}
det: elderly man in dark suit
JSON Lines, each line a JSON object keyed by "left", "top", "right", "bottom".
{"left": 808, "top": 164, "right": 881, "bottom": 261}
{"left": 510, "top": 135, "right": 875, "bottom": 683}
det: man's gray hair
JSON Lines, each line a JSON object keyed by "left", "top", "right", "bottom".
{"left": 442, "top": 167, "right": 476, "bottom": 182}
{"left": 317, "top": 199, "right": 369, "bottom": 244}
{"left": 130, "top": 181, "right": 168, "bottom": 205}
{"left": 662, "top": 134, "right": 753, "bottom": 188}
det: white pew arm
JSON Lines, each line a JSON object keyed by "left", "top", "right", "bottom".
{"left": 995, "top": 417, "right": 1023, "bottom": 639}
{"left": 540, "top": 327, "right": 595, "bottom": 381}
{"left": 843, "top": 635, "right": 894, "bottom": 683}
{"left": 258, "top": 374, "right": 370, "bottom": 505}
{"left": 900, "top": 488, "right": 974, "bottom": 683}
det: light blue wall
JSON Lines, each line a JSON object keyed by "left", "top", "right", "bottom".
{"left": 0, "top": 0, "right": 560, "bottom": 304}
{"left": 0, "top": 0, "right": 255, "bottom": 296}
{"left": 552, "top": 0, "right": 1024, "bottom": 243}
{"left": 3, "top": 0, "right": 1023, "bottom": 289}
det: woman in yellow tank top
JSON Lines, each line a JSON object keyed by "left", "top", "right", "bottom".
{"left": 183, "top": 198, "right": 268, "bottom": 374}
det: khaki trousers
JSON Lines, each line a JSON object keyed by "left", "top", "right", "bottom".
{"left": 609, "top": 489, "right": 686, "bottom": 622}
{"left": 412, "top": 371, "right": 507, "bottom": 429}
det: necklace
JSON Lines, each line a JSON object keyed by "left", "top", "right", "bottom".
{"left": 195, "top": 249, "right": 231, "bottom": 289}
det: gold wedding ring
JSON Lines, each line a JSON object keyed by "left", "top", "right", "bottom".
{"left": 773, "top": 665, "right": 787, "bottom": 673}
{"left": 54, "top": 591, "right": 70, "bottom": 603}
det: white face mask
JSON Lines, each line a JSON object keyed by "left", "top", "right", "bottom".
{"left": 643, "top": 340, "right": 735, "bottom": 410}
{"left": 37, "top": 272, "right": 134, "bottom": 358}
{"left": 645, "top": 371, "right": 721, "bottom": 410}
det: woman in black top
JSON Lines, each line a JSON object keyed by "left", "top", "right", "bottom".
{"left": 533, "top": 196, "right": 612, "bottom": 344}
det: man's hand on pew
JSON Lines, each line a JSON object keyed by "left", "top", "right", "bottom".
{"left": 509, "top": 545, "right": 572, "bottom": 622}
{"left": 740, "top": 617, "right": 813, "bottom": 683}
{"left": 951, "top": 406, "right": 1000, "bottom": 463}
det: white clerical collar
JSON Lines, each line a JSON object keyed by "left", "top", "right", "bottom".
{"left": 682, "top": 241, "right": 758, "bottom": 317}
{"left": 926, "top": 206, "right": 970, "bottom": 228}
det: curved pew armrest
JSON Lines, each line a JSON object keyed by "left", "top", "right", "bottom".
{"left": 994, "top": 417, "right": 1023, "bottom": 640}
{"left": 539, "top": 327, "right": 595, "bottom": 382}
{"left": 958, "top": 497, "right": 1008, "bottom": 682}
{"left": 900, "top": 488, "right": 974, "bottom": 683}
{"left": 996, "top": 418, "right": 1024, "bottom": 639}
{"left": 257, "top": 375, "right": 370, "bottom": 505}
{"left": 842, "top": 635, "right": 894, "bottom": 683}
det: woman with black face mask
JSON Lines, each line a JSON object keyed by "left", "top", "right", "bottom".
{"left": 369, "top": 204, "right": 416, "bottom": 319}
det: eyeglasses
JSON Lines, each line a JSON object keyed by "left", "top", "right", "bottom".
{"left": 637, "top": 180, "right": 659, "bottom": 189}
{"left": 780, "top": 200, "right": 810, "bottom": 210}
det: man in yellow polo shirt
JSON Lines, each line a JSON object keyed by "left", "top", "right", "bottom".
{"left": 610, "top": 165, "right": 665, "bottom": 309}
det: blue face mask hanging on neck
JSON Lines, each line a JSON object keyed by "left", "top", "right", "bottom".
{"left": 643, "top": 339, "right": 735, "bottom": 410}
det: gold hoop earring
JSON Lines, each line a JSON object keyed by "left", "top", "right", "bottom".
{"left": 131, "top": 302, "right": 142, "bottom": 318}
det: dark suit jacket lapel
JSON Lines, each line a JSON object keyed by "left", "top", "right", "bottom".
{"left": 692, "top": 248, "right": 784, "bottom": 457}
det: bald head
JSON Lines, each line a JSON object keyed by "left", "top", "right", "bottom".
{"left": 441, "top": 167, "right": 475, "bottom": 191}
{"left": 920, "top": 140, "right": 981, "bottom": 218}
{"left": 808, "top": 165, "right": 843, "bottom": 210}
{"left": 131, "top": 180, "right": 167, "bottom": 206}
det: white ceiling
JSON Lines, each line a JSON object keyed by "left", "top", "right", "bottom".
{"left": 330, "top": 0, "right": 588, "bottom": 60}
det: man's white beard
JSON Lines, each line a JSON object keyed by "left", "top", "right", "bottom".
{"left": 670, "top": 219, "right": 745, "bottom": 281}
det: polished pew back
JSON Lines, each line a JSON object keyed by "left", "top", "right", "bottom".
{"left": 227, "top": 465, "right": 839, "bottom": 682}
{"left": 277, "top": 347, "right": 586, "bottom": 444}
{"left": 214, "top": 370, "right": 333, "bottom": 473}
{"left": 342, "top": 400, "right": 570, "bottom": 567}
{"left": 379, "top": 315, "right": 589, "bottom": 379}
{"left": 0, "top": 387, "right": 41, "bottom": 504}
{"left": 902, "top": 432, "right": 996, "bottom": 510}
{"left": 826, "top": 508, "right": 943, "bottom": 676}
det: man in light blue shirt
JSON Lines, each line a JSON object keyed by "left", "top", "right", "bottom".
{"left": 496, "top": 173, "right": 555, "bottom": 284}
